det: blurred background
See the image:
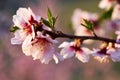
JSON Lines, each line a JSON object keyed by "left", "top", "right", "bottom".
{"left": 0, "top": 0, "right": 120, "bottom": 80}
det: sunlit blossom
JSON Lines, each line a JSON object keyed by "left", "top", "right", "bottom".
{"left": 71, "top": 9, "right": 98, "bottom": 30}
{"left": 107, "top": 48, "right": 120, "bottom": 62}
{"left": 105, "top": 20, "right": 120, "bottom": 30}
{"left": 11, "top": 7, "right": 41, "bottom": 45}
{"left": 92, "top": 48, "right": 110, "bottom": 63}
{"left": 71, "top": 9, "right": 98, "bottom": 39}
{"left": 98, "top": 0, "right": 116, "bottom": 10}
{"left": 92, "top": 46, "right": 120, "bottom": 63}
{"left": 22, "top": 32, "right": 62, "bottom": 64}
{"left": 112, "top": 4, "right": 120, "bottom": 20}
{"left": 59, "top": 41, "right": 91, "bottom": 63}
{"left": 115, "top": 31, "right": 120, "bottom": 45}
{"left": 71, "top": 9, "right": 105, "bottom": 43}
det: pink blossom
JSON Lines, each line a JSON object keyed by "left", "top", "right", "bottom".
{"left": 71, "top": 9, "right": 98, "bottom": 39}
{"left": 22, "top": 32, "right": 62, "bottom": 64}
{"left": 92, "top": 47, "right": 120, "bottom": 62}
{"left": 92, "top": 48, "right": 110, "bottom": 63}
{"left": 71, "top": 9, "right": 98, "bottom": 30}
{"left": 105, "top": 20, "right": 120, "bottom": 30}
{"left": 114, "top": 31, "right": 120, "bottom": 50}
{"left": 71, "top": 9, "right": 105, "bottom": 43}
{"left": 115, "top": 31, "right": 120, "bottom": 46}
{"left": 112, "top": 4, "right": 120, "bottom": 20}
{"left": 11, "top": 7, "right": 41, "bottom": 45}
{"left": 98, "top": 0, "right": 116, "bottom": 10}
{"left": 107, "top": 48, "right": 120, "bottom": 62}
{"left": 59, "top": 41, "right": 91, "bottom": 63}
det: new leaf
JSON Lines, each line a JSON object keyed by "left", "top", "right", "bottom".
{"left": 10, "top": 26, "right": 20, "bottom": 33}
{"left": 47, "top": 7, "right": 57, "bottom": 30}
{"left": 81, "top": 19, "right": 94, "bottom": 31}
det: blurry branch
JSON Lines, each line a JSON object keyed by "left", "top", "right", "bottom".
{"left": 40, "top": 28, "right": 116, "bottom": 43}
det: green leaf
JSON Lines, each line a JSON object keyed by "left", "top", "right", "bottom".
{"left": 53, "top": 16, "right": 58, "bottom": 27}
{"left": 50, "top": 16, "right": 58, "bottom": 29}
{"left": 47, "top": 7, "right": 52, "bottom": 20}
{"left": 47, "top": 7, "right": 53, "bottom": 25}
{"left": 46, "top": 7, "right": 57, "bottom": 30}
{"left": 81, "top": 19, "right": 94, "bottom": 31}
{"left": 10, "top": 26, "right": 20, "bottom": 33}
{"left": 41, "top": 17, "right": 51, "bottom": 27}
{"left": 99, "top": 7, "right": 113, "bottom": 22}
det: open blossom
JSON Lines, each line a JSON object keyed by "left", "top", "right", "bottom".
{"left": 22, "top": 32, "right": 62, "bottom": 64}
{"left": 112, "top": 4, "right": 120, "bottom": 20}
{"left": 105, "top": 20, "right": 120, "bottom": 30}
{"left": 71, "top": 9, "right": 105, "bottom": 43}
{"left": 115, "top": 31, "right": 120, "bottom": 48}
{"left": 105, "top": 4, "right": 120, "bottom": 30}
{"left": 11, "top": 7, "right": 41, "bottom": 45}
{"left": 98, "top": 0, "right": 116, "bottom": 10}
{"left": 92, "top": 48, "right": 110, "bottom": 63}
{"left": 107, "top": 48, "right": 120, "bottom": 62}
{"left": 71, "top": 9, "right": 98, "bottom": 30}
{"left": 71, "top": 9, "right": 98, "bottom": 37}
{"left": 10, "top": 7, "right": 63, "bottom": 64}
{"left": 71, "top": 9, "right": 105, "bottom": 36}
{"left": 92, "top": 43, "right": 120, "bottom": 63}
{"left": 59, "top": 41, "right": 91, "bottom": 63}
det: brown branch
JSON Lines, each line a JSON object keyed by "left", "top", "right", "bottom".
{"left": 44, "top": 30, "right": 116, "bottom": 43}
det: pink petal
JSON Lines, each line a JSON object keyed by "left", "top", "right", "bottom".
{"left": 75, "top": 47, "right": 90, "bottom": 63}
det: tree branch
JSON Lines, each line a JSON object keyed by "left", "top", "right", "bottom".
{"left": 44, "top": 30, "right": 116, "bottom": 43}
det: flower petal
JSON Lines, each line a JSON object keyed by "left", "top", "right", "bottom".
{"left": 75, "top": 47, "right": 90, "bottom": 63}
{"left": 60, "top": 47, "right": 75, "bottom": 59}
{"left": 107, "top": 48, "right": 120, "bottom": 62}
{"left": 11, "top": 30, "right": 24, "bottom": 45}
{"left": 22, "top": 34, "right": 33, "bottom": 56}
{"left": 59, "top": 41, "right": 73, "bottom": 48}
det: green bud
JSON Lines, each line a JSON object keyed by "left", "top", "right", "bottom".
{"left": 10, "top": 26, "right": 20, "bottom": 33}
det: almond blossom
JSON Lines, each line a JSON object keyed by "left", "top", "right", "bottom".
{"left": 107, "top": 48, "right": 120, "bottom": 62}
{"left": 71, "top": 9, "right": 105, "bottom": 43}
{"left": 105, "top": 20, "right": 120, "bottom": 30}
{"left": 22, "top": 32, "right": 62, "bottom": 64}
{"left": 98, "top": 0, "right": 116, "bottom": 10}
{"left": 115, "top": 31, "right": 120, "bottom": 48}
{"left": 112, "top": 4, "right": 120, "bottom": 20}
{"left": 71, "top": 9, "right": 97, "bottom": 38}
{"left": 11, "top": 7, "right": 41, "bottom": 45}
{"left": 71, "top": 9, "right": 98, "bottom": 32}
{"left": 92, "top": 42, "right": 120, "bottom": 63}
{"left": 11, "top": 7, "right": 63, "bottom": 64}
{"left": 59, "top": 41, "right": 91, "bottom": 63}
{"left": 92, "top": 48, "right": 110, "bottom": 63}
{"left": 103, "top": 4, "right": 120, "bottom": 31}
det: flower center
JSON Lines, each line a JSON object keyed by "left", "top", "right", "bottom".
{"left": 97, "top": 48, "right": 110, "bottom": 56}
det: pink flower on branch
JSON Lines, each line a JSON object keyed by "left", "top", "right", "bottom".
{"left": 112, "top": 4, "right": 120, "bottom": 20}
{"left": 11, "top": 7, "right": 62, "bottom": 64}
{"left": 59, "top": 40, "right": 91, "bottom": 63}
{"left": 92, "top": 48, "right": 110, "bottom": 63}
{"left": 71, "top": 9, "right": 98, "bottom": 36}
{"left": 11, "top": 7, "right": 41, "bottom": 45}
{"left": 92, "top": 42, "right": 120, "bottom": 63}
{"left": 107, "top": 48, "right": 120, "bottom": 62}
{"left": 71, "top": 9, "right": 105, "bottom": 44}
{"left": 22, "top": 32, "right": 62, "bottom": 64}
{"left": 115, "top": 30, "right": 120, "bottom": 44}
{"left": 10, "top": 7, "right": 120, "bottom": 64}
{"left": 99, "top": 0, "right": 116, "bottom": 10}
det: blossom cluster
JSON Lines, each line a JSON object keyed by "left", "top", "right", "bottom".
{"left": 11, "top": 8, "right": 62, "bottom": 64}
{"left": 11, "top": 0, "right": 120, "bottom": 64}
